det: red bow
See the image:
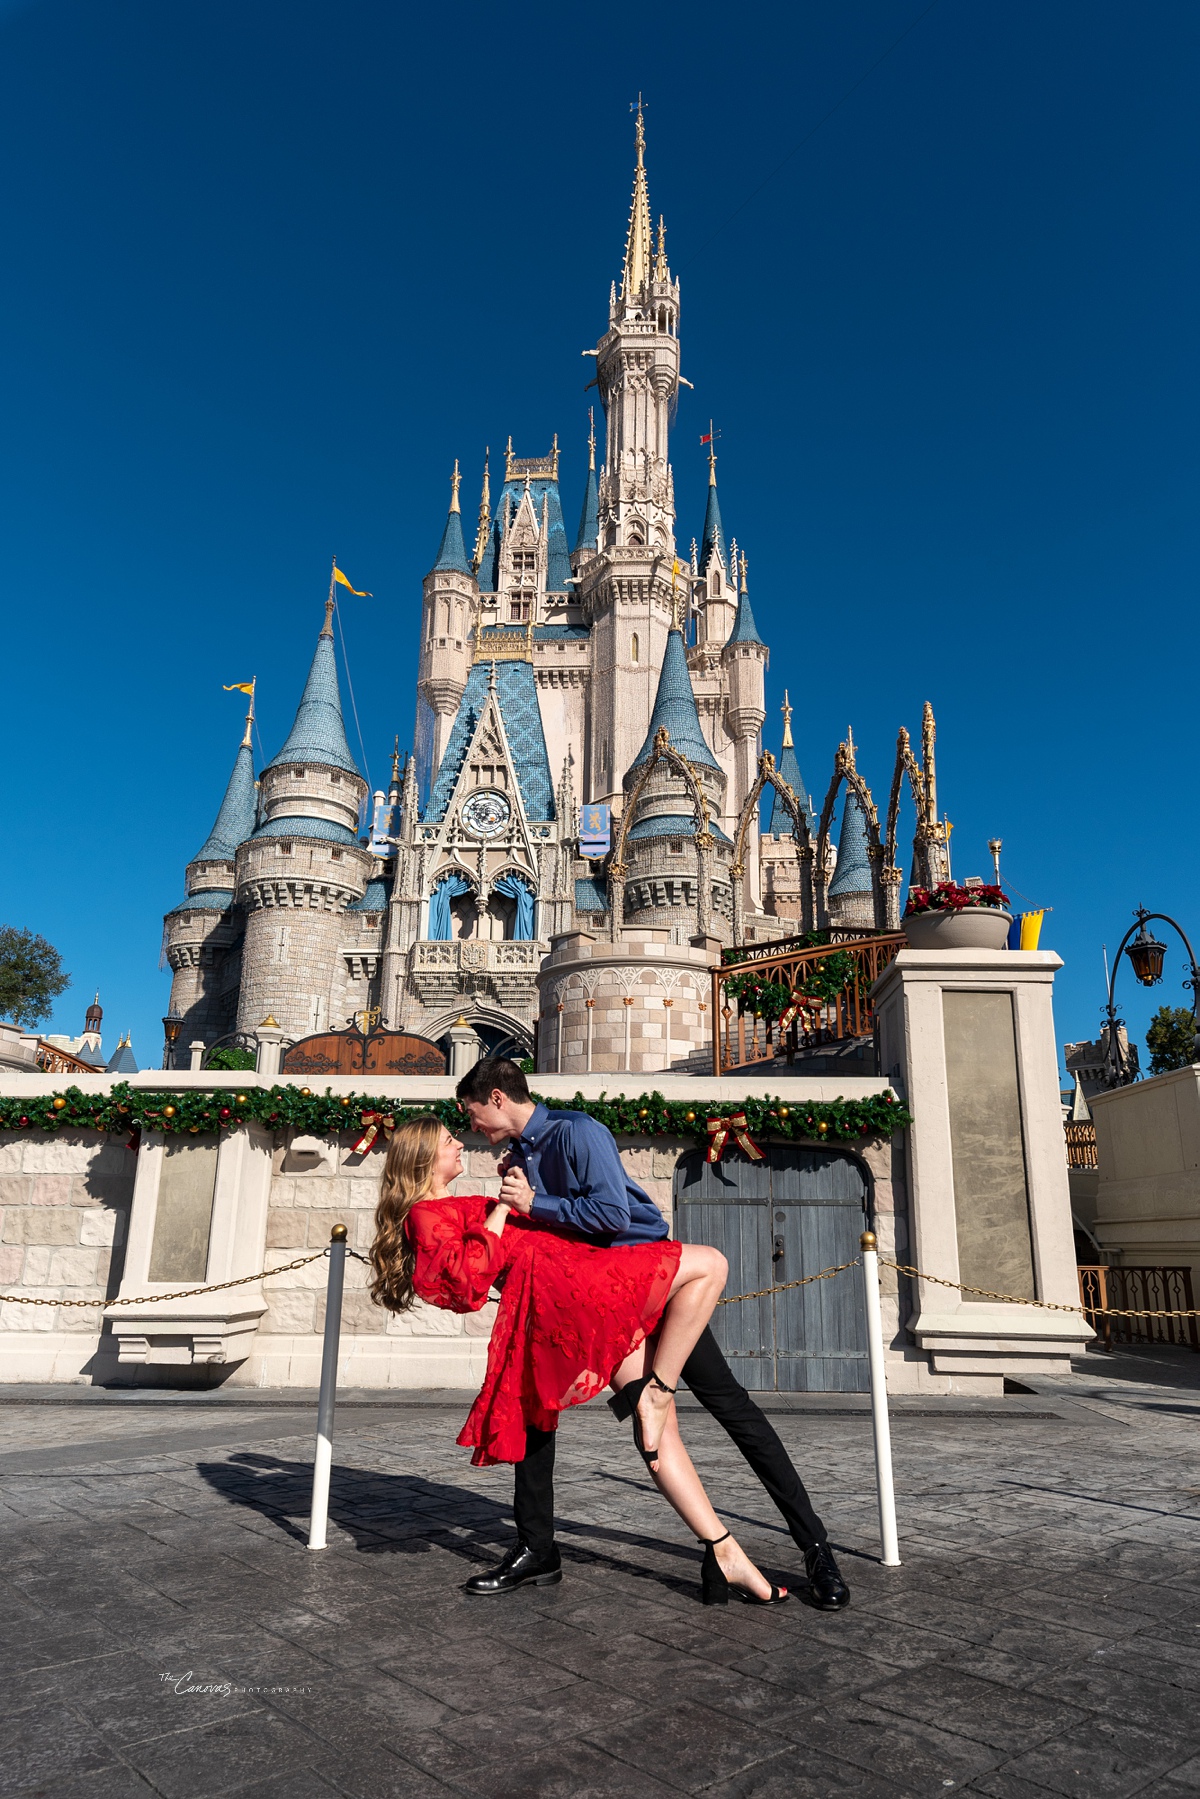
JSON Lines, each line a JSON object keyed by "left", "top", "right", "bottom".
{"left": 705, "top": 1112, "right": 765, "bottom": 1164}
{"left": 353, "top": 1111, "right": 396, "bottom": 1154}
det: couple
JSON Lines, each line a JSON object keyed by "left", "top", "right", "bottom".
{"left": 369, "top": 1058, "right": 849, "bottom": 1611}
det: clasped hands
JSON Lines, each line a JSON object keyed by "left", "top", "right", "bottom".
{"left": 496, "top": 1160, "right": 535, "bottom": 1214}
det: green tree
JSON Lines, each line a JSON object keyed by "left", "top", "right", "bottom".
{"left": 205, "top": 1046, "right": 256, "bottom": 1071}
{"left": 0, "top": 926, "right": 71, "bottom": 1028}
{"left": 1146, "top": 1005, "right": 1197, "bottom": 1076}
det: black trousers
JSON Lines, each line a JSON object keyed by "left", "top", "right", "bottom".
{"left": 512, "top": 1326, "right": 827, "bottom": 1557}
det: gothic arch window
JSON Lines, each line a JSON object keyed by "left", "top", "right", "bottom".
{"left": 631, "top": 633, "right": 639, "bottom": 664}
{"left": 628, "top": 519, "right": 646, "bottom": 546}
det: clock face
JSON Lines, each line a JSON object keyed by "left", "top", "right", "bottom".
{"left": 461, "top": 790, "right": 512, "bottom": 839}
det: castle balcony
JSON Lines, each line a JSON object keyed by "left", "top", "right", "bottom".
{"left": 410, "top": 939, "right": 547, "bottom": 1015}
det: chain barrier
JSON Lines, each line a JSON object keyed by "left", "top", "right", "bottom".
{"left": 0, "top": 1250, "right": 328, "bottom": 1310}
{"left": 715, "top": 1255, "right": 1200, "bottom": 1320}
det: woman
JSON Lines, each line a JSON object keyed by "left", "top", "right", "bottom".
{"left": 369, "top": 1115, "right": 786, "bottom": 1606}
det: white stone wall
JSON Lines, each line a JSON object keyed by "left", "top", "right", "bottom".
{"left": 0, "top": 1131, "right": 135, "bottom": 1381}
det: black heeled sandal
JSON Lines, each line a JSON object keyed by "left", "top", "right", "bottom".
{"left": 698, "top": 1530, "right": 788, "bottom": 1608}
{"left": 607, "top": 1370, "right": 675, "bottom": 1473}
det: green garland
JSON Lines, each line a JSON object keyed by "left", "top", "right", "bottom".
{"left": 723, "top": 951, "right": 863, "bottom": 1023}
{"left": 0, "top": 1082, "right": 911, "bottom": 1149}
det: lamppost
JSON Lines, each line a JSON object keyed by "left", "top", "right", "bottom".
{"left": 161, "top": 1009, "right": 183, "bottom": 1071}
{"left": 1104, "top": 906, "right": 1200, "bottom": 1087}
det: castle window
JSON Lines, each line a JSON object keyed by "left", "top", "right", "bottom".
{"left": 510, "top": 593, "right": 533, "bottom": 622}
{"left": 331, "top": 772, "right": 341, "bottom": 784}
{"left": 331, "top": 848, "right": 343, "bottom": 861}
{"left": 293, "top": 768, "right": 306, "bottom": 780}
{"left": 512, "top": 550, "right": 536, "bottom": 576}
{"left": 280, "top": 843, "right": 293, "bottom": 856}
{"left": 669, "top": 839, "right": 683, "bottom": 856}
{"left": 631, "top": 633, "right": 639, "bottom": 664}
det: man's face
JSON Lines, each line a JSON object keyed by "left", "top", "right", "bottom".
{"left": 462, "top": 1094, "right": 513, "bottom": 1144}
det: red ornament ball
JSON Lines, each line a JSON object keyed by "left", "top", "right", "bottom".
{"left": 219, "top": 1108, "right": 231, "bottom": 1120}
{"left": 18, "top": 1116, "right": 28, "bottom": 1127}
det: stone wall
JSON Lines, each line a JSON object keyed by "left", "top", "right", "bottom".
{"left": 0, "top": 1130, "right": 135, "bottom": 1380}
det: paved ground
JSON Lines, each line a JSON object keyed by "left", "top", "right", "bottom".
{"left": 2, "top": 1347, "right": 1199, "bottom": 1799}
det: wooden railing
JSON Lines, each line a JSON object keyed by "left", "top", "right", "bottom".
{"left": 1078, "top": 1264, "right": 1199, "bottom": 1352}
{"left": 1065, "top": 1121, "right": 1098, "bottom": 1168}
{"left": 34, "top": 1041, "right": 99, "bottom": 1075}
{"left": 712, "top": 932, "right": 907, "bottom": 1075}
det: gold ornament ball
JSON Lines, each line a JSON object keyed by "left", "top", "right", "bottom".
{"left": 300, "top": 1088, "right": 312, "bottom": 1097}
{"left": 817, "top": 1120, "right": 829, "bottom": 1134}
{"left": 780, "top": 1106, "right": 790, "bottom": 1118}
{"left": 189, "top": 1125, "right": 200, "bottom": 1134}
{"left": 638, "top": 1108, "right": 649, "bottom": 1117}
{"left": 685, "top": 1111, "right": 696, "bottom": 1123}
{"left": 340, "top": 1096, "right": 351, "bottom": 1107}
{"left": 236, "top": 1093, "right": 248, "bottom": 1105}
{"left": 162, "top": 1105, "right": 176, "bottom": 1118}
{"left": 52, "top": 1096, "right": 67, "bottom": 1111}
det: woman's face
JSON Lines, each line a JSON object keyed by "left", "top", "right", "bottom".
{"left": 434, "top": 1126, "right": 464, "bottom": 1190}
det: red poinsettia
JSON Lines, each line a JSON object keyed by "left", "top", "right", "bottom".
{"left": 905, "top": 881, "right": 1009, "bottom": 917}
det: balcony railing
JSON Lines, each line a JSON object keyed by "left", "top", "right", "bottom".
{"left": 712, "top": 932, "right": 907, "bottom": 1075}
{"left": 413, "top": 941, "right": 543, "bottom": 973}
{"left": 1078, "top": 1264, "right": 1199, "bottom": 1352}
{"left": 34, "top": 1041, "right": 99, "bottom": 1075}
{"left": 1065, "top": 1121, "right": 1098, "bottom": 1168}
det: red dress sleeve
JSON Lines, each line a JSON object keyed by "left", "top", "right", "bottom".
{"left": 407, "top": 1197, "right": 507, "bottom": 1314}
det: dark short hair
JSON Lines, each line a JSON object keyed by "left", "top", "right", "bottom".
{"left": 455, "top": 1057, "right": 532, "bottom": 1106}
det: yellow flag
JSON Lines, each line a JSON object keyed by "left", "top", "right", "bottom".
{"left": 1019, "top": 910, "right": 1045, "bottom": 951}
{"left": 333, "top": 566, "right": 372, "bottom": 597}
{"left": 223, "top": 682, "right": 254, "bottom": 695}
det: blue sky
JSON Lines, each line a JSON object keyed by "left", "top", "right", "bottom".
{"left": 0, "top": 0, "right": 1196, "bottom": 1072}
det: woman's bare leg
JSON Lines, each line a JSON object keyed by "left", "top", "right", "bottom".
{"left": 611, "top": 1348, "right": 779, "bottom": 1602}
{"left": 633, "top": 1245, "right": 728, "bottom": 1459}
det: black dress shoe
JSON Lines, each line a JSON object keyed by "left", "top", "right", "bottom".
{"left": 804, "top": 1542, "right": 851, "bottom": 1610}
{"left": 464, "top": 1542, "right": 562, "bottom": 1596}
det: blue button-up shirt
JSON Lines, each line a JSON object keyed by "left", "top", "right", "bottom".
{"left": 510, "top": 1104, "right": 669, "bottom": 1247}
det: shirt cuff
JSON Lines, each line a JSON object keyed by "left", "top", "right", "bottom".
{"left": 530, "top": 1194, "right": 565, "bottom": 1225}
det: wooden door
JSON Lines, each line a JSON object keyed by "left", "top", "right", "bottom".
{"left": 674, "top": 1144, "right": 869, "bottom": 1392}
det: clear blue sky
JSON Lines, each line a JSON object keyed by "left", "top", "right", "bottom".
{"left": 1, "top": 0, "right": 1196, "bottom": 1073}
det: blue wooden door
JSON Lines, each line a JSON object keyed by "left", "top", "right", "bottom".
{"left": 674, "top": 1145, "right": 869, "bottom": 1392}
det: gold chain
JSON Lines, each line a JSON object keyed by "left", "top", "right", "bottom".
{"left": 881, "top": 1258, "right": 1200, "bottom": 1321}
{"left": 0, "top": 1250, "right": 327, "bottom": 1310}
{"left": 717, "top": 1258, "right": 861, "bottom": 1305}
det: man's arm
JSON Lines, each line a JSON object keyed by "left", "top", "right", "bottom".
{"left": 504, "top": 1117, "right": 634, "bottom": 1239}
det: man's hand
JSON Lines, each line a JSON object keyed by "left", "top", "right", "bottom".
{"left": 499, "top": 1166, "right": 536, "bottom": 1214}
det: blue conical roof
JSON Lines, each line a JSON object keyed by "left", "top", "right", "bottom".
{"left": 828, "top": 788, "right": 873, "bottom": 898}
{"left": 631, "top": 630, "right": 721, "bottom": 771}
{"left": 192, "top": 741, "right": 257, "bottom": 862}
{"left": 727, "top": 575, "right": 764, "bottom": 646}
{"left": 764, "top": 741, "right": 813, "bottom": 833}
{"left": 575, "top": 463, "right": 599, "bottom": 553}
{"left": 433, "top": 502, "right": 472, "bottom": 575}
{"left": 700, "top": 479, "right": 727, "bottom": 571}
{"left": 265, "top": 626, "right": 360, "bottom": 775}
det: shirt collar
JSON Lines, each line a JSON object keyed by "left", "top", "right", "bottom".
{"left": 517, "top": 1103, "right": 549, "bottom": 1148}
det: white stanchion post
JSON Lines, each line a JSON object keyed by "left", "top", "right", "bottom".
{"left": 860, "top": 1230, "right": 901, "bottom": 1567}
{"left": 308, "top": 1223, "right": 347, "bottom": 1551}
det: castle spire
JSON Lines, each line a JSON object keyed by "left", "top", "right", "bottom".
{"left": 620, "top": 96, "right": 654, "bottom": 298}
{"left": 265, "top": 612, "right": 360, "bottom": 775}
{"left": 700, "top": 440, "right": 728, "bottom": 572}
{"left": 472, "top": 448, "right": 491, "bottom": 576}
{"left": 631, "top": 627, "right": 721, "bottom": 772}
{"left": 781, "top": 691, "right": 794, "bottom": 749}
{"left": 764, "top": 692, "right": 812, "bottom": 832}
{"left": 192, "top": 723, "right": 258, "bottom": 861}
{"left": 654, "top": 214, "right": 669, "bottom": 283}
{"left": 432, "top": 462, "right": 472, "bottom": 575}
{"left": 574, "top": 411, "right": 600, "bottom": 554}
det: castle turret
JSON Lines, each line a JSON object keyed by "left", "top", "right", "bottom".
{"left": 416, "top": 464, "right": 478, "bottom": 801}
{"left": 163, "top": 697, "right": 259, "bottom": 1049}
{"left": 235, "top": 600, "right": 372, "bottom": 1039}
{"left": 697, "top": 437, "right": 736, "bottom": 648}
{"left": 722, "top": 557, "right": 768, "bottom": 831}
{"left": 828, "top": 778, "right": 874, "bottom": 929}
{"left": 764, "top": 692, "right": 814, "bottom": 833}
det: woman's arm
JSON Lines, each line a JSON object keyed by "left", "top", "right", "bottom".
{"left": 408, "top": 1198, "right": 509, "bottom": 1313}
{"left": 484, "top": 1200, "right": 512, "bottom": 1239}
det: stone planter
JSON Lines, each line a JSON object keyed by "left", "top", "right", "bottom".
{"left": 903, "top": 907, "right": 1012, "bottom": 951}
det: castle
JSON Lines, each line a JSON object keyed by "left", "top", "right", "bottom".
{"left": 163, "top": 109, "right": 949, "bottom": 1075}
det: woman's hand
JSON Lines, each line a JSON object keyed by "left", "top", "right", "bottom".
{"left": 485, "top": 1199, "right": 513, "bottom": 1238}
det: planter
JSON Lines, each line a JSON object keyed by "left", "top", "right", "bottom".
{"left": 903, "top": 907, "right": 1012, "bottom": 951}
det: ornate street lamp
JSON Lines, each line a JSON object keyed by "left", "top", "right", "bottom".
{"left": 1104, "top": 907, "right": 1200, "bottom": 1086}
{"left": 161, "top": 1008, "right": 183, "bottom": 1072}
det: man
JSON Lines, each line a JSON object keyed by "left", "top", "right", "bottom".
{"left": 454, "top": 1056, "right": 850, "bottom": 1610}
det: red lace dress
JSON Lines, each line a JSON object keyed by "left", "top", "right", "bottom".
{"left": 407, "top": 1197, "right": 681, "bottom": 1466}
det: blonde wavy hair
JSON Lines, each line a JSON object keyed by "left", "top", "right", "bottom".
{"left": 369, "top": 1114, "right": 444, "bottom": 1313}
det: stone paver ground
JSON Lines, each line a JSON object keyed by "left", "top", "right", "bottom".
{"left": 1, "top": 1346, "right": 1198, "bottom": 1799}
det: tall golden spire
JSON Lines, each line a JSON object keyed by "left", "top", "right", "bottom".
{"left": 739, "top": 553, "right": 748, "bottom": 593}
{"left": 472, "top": 447, "right": 491, "bottom": 573}
{"left": 390, "top": 735, "right": 401, "bottom": 787}
{"left": 449, "top": 458, "right": 461, "bottom": 513}
{"left": 781, "top": 690, "right": 794, "bottom": 750}
{"left": 241, "top": 677, "right": 256, "bottom": 749}
{"left": 621, "top": 96, "right": 653, "bottom": 298}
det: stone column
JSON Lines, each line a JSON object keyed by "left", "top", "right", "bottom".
{"left": 188, "top": 1043, "right": 205, "bottom": 1071}
{"left": 254, "top": 1019, "right": 286, "bottom": 1077}
{"left": 447, "top": 1017, "right": 482, "bottom": 1077}
{"left": 872, "top": 948, "right": 1092, "bottom": 1388}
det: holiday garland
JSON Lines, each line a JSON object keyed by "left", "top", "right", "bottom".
{"left": 723, "top": 950, "right": 863, "bottom": 1023}
{"left": 0, "top": 1082, "right": 912, "bottom": 1150}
